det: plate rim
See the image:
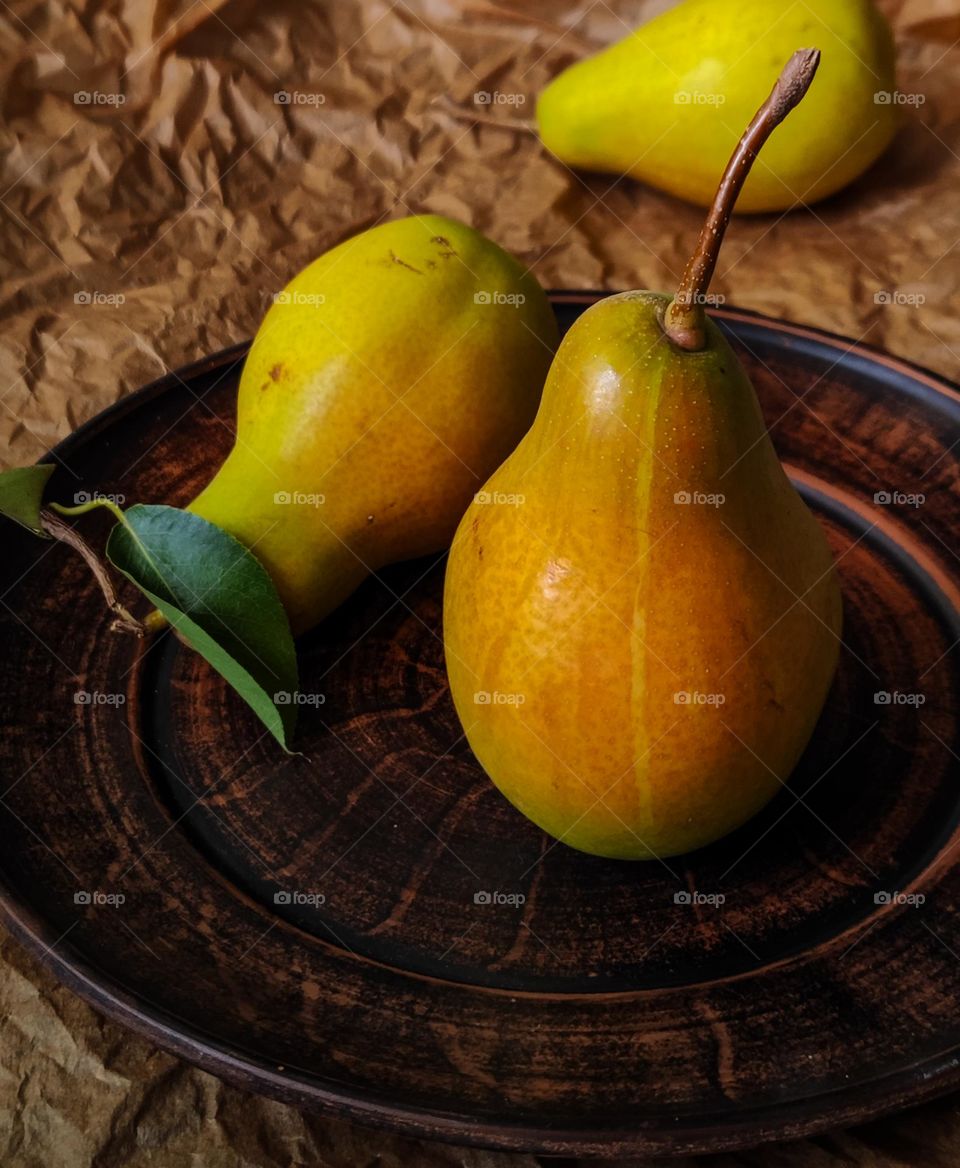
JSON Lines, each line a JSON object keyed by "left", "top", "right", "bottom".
{"left": 4, "top": 294, "right": 960, "bottom": 1157}
{"left": 5, "top": 890, "right": 960, "bottom": 1159}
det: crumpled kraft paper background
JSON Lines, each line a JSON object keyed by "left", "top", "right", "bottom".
{"left": 3, "top": 0, "right": 960, "bottom": 1164}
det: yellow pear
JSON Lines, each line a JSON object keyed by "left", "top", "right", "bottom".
{"left": 537, "top": 0, "right": 898, "bottom": 212}
{"left": 445, "top": 52, "right": 842, "bottom": 859}
{"left": 188, "top": 215, "right": 558, "bottom": 633}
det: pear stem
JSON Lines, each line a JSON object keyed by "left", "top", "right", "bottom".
{"left": 662, "top": 48, "right": 821, "bottom": 352}
{"left": 40, "top": 508, "right": 147, "bottom": 636}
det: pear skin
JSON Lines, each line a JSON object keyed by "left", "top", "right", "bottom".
{"left": 188, "top": 215, "right": 558, "bottom": 633}
{"left": 443, "top": 294, "right": 841, "bottom": 859}
{"left": 536, "top": 0, "right": 897, "bottom": 212}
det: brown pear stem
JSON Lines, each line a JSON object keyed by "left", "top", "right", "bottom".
{"left": 662, "top": 48, "right": 821, "bottom": 352}
{"left": 433, "top": 95, "right": 537, "bottom": 134}
{"left": 40, "top": 508, "right": 147, "bottom": 637}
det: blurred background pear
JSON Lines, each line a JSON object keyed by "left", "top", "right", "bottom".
{"left": 537, "top": 0, "right": 898, "bottom": 212}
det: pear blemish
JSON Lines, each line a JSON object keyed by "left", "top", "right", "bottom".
{"left": 387, "top": 249, "right": 424, "bottom": 274}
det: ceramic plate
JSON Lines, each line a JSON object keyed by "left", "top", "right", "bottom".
{"left": 1, "top": 293, "right": 959, "bottom": 1157}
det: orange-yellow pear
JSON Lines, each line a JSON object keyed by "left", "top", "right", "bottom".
{"left": 444, "top": 52, "right": 842, "bottom": 859}
{"left": 188, "top": 215, "right": 558, "bottom": 633}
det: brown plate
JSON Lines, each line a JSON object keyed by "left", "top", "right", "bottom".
{"left": 2, "top": 293, "right": 960, "bottom": 1158}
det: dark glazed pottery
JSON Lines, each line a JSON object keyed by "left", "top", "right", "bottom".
{"left": 0, "top": 294, "right": 958, "bottom": 1156}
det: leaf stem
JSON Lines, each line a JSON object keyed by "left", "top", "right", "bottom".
{"left": 662, "top": 48, "right": 821, "bottom": 352}
{"left": 50, "top": 497, "right": 128, "bottom": 525}
{"left": 40, "top": 508, "right": 147, "bottom": 637}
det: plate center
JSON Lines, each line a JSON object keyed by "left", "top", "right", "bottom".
{"left": 143, "top": 489, "right": 960, "bottom": 993}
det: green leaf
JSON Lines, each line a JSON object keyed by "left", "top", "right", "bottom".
{"left": 0, "top": 464, "right": 55, "bottom": 534}
{"left": 107, "top": 505, "right": 299, "bottom": 749}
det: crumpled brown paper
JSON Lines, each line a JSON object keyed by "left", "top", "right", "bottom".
{"left": 2, "top": 0, "right": 960, "bottom": 1163}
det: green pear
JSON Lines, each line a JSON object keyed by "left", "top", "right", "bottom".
{"left": 188, "top": 215, "right": 558, "bottom": 633}
{"left": 537, "top": 0, "right": 898, "bottom": 212}
{"left": 445, "top": 53, "right": 842, "bottom": 859}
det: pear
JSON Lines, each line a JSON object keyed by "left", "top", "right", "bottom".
{"left": 537, "top": 0, "right": 897, "bottom": 212}
{"left": 188, "top": 215, "right": 558, "bottom": 634}
{"left": 444, "top": 52, "right": 842, "bottom": 860}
